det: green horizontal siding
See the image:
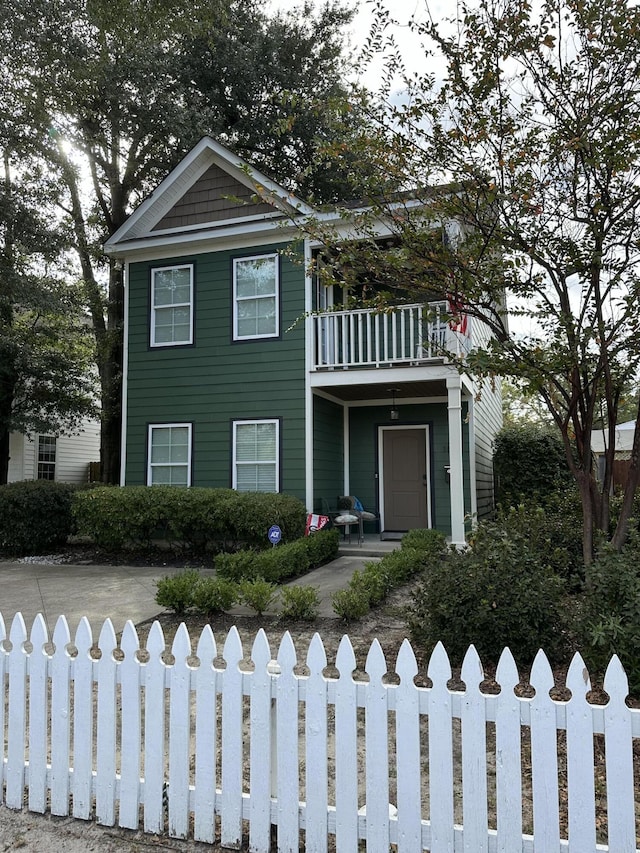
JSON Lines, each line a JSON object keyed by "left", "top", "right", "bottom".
{"left": 313, "top": 395, "right": 344, "bottom": 511}
{"left": 125, "top": 243, "right": 306, "bottom": 500}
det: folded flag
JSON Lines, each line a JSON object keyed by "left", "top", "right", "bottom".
{"left": 305, "top": 513, "right": 330, "bottom": 535}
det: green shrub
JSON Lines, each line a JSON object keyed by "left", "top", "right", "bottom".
{"left": 407, "top": 521, "right": 566, "bottom": 665}
{"left": 495, "top": 494, "right": 584, "bottom": 586}
{"left": 401, "top": 528, "right": 447, "bottom": 564}
{"left": 216, "top": 528, "right": 338, "bottom": 583}
{"left": 494, "top": 423, "right": 572, "bottom": 507}
{"left": 192, "top": 577, "right": 238, "bottom": 617}
{"left": 279, "top": 585, "right": 320, "bottom": 620}
{"left": 0, "top": 481, "right": 76, "bottom": 555}
{"left": 155, "top": 569, "right": 201, "bottom": 614}
{"left": 239, "top": 577, "right": 279, "bottom": 616}
{"left": 305, "top": 528, "right": 340, "bottom": 566}
{"left": 581, "top": 534, "right": 640, "bottom": 691}
{"left": 332, "top": 586, "right": 371, "bottom": 622}
{"left": 356, "top": 564, "right": 390, "bottom": 606}
{"left": 74, "top": 486, "right": 168, "bottom": 549}
{"left": 215, "top": 550, "right": 260, "bottom": 582}
{"left": 73, "top": 486, "right": 307, "bottom": 553}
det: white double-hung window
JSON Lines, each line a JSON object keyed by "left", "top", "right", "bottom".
{"left": 147, "top": 424, "right": 192, "bottom": 486}
{"left": 233, "top": 254, "right": 279, "bottom": 340}
{"left": 233, "top": 419, "right": 279, "bottom": 492}
{"left": 151, "top": 264, "right": 193, "bottom": 346}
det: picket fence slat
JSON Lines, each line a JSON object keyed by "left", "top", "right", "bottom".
{"left": 305, "top": 633, "right": 328, "bottom": 853}
{"left": 120, "top": 621, "right": 141, "bottom": 829}
{"left": 494, "top": 648, "right": 522, "bottom": 851}
{"left": 276, "top": 632, "right": 299, "bottom": 853}
{"left": 6, "top": 613, "right": 27, "bottom": 809}
{"left": 28, "top": 614, "right": 48, "bottom": 813}
{"left": 143, "top": 620, "right": 166, "bottom": 834}
{"left": 0, "top": 612, "right": 6, "bottom": 805}
{"left": 334, "top": 635, "right": 359, "bottom": 851}
{"left": 566, "top": 652, "right": 596, "bottom": 853}
{"left": 51, "top": 616, "right": 71, "bottom": 816}
{"left": 72, "top": 617, "right": 94, "bottom": 820}
{"left": 96, "top": 618, "right": 117, "bottom": 826}
{"left": 604, "top": 656, "right": 636, "bottom": 851}
{"left": 365, "top": 639, "right": 390, "bottom": 853}
{"left": 0, "top": 612, "right": 638, "bottom": 853}
{"left": 461, "top": 645, "right": 488, "bottom": 853}
{"left": 249, "top": 629, "right": 272, "bottom": 853}
{"left": 428, "top": 641, "right": 455, "bottom": 853}
{"left": 221, "top": 626, "right": 244, "bottom": 850}
{"left": 194, "top": 624, "right": 217, "bottom": 844}
{"left": 168, "top": 623, "right": 192, "bottom": 839}
{"left": 395, "top": 639, "right": 422, "bottom": 853}
{"left": 531, "top": 649, "right": 561, "bottom": 851}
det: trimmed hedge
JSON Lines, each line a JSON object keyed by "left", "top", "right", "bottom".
{"left": 0, "top": 481, "right": 76, "bottom": 556}
{"left": 216, "top": 528, "right": 339, "bottom": 583}
{"left": 72, "top": 486, "right": 307, "bottom": 552}
{"left": 332, "top": 528, "right": 446, "bottom": 621}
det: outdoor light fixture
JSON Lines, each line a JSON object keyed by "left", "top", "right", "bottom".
{"left": 389, "top": 388, "right": 400, "bottom": 421}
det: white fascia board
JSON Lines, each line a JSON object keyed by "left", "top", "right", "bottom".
{"left": 310, "top": 363, "right": 459, "bottom": 390}
{"left": 105, "top": 136, "right": 314, "bottom": 253}
{"left": 105, "top": 216, "right": 304, "bottom": 262}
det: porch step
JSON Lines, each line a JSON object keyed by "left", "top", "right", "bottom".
{"left": 337, "top": 535, "right": 402, "bottom": 558}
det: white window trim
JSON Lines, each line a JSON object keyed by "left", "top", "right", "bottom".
{"left": 232, "top": 419, "right": 280, "bottom": 492}
{"left": 36, "top": 435, "right": 57, "bottom": 481}
{"left": 147, "top": 423, "right": 193, "bottom": 486}
{"left": 150, "top": 263, "right": 194, "bottom": 347}
{"left": 232, "top": 253, "right": 279, "bottom": 341}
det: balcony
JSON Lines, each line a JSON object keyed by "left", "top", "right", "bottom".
{"left": 311, "top": 301, "right": 470, "bottom": 371}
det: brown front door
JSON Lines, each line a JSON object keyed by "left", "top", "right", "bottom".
{"left": 380, "top": 427, "right": 430, "bottom": 532}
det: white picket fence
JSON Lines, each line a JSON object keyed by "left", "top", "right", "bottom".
{"left": 0, "top": 611, "right": 638, "bottom": 852}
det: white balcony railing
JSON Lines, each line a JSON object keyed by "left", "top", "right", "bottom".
{"left": 312, "top": 301, "right": 470, "bottom": 370}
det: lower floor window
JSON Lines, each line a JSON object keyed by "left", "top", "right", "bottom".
{"left": 37, "top": 435, "right": 56, "bottom": 480}
{"left": 147, "top": 424, "right": 192, "bottom": 486}
{"left": 233, "top": 419, "right": 279, "bottom": 492}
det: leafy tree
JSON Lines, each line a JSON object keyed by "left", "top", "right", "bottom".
{"left": 301, "top": 0, "right": 640, "bottom": 564}
{"left": 0, "top": 147, "right": 96, "bottom": 483}
{"left": 0, "top": 0, "right": 359, "bottom": 482}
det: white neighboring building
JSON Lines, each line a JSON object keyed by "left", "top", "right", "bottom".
{"left": 7, "top": 417, "right": 101, "bottom": 484}
{"left": 591, "top": 420, "right": 636, "bottom": 488}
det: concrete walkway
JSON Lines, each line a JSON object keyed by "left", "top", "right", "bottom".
{"left": 0, "top": 539, "right": 397, "bottom": 635}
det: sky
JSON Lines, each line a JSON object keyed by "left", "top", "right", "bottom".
{"left": 270, "top": 0, "right": 437, "bottom": 89}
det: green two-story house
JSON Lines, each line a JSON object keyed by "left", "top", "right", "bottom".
{"left": 105, "top": 137, "right": 502, "bottom": 545}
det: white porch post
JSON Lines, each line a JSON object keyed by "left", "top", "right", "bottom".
{"left": 447, "top": 375, "right": 466, "bottom": 546}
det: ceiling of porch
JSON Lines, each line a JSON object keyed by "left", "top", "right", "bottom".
{"left": 314, "top": 378, "right": 448, "bottom": 402}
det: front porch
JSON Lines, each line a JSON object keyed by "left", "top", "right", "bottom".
{"left": 309, "top": 377, "right": 473, "bottom": 547}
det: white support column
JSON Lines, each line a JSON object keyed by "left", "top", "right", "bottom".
{"left": 447, "top": 375, "right": 466, "bottom": 546}
{"left": 304, "top": 239, "right": 314, "bottom": 512}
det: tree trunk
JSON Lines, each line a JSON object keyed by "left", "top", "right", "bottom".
{"left": 98, "top": 261, "right": 124, "bottom": 484}
{"left": 610, "top": 401, "right": 640, "bottom": 551}
{"left": 578, "top": 472, "right": 595, "bottom": 578}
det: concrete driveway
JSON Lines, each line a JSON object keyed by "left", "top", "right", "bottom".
{"left": 0, "top": 560, "right": 188, "bottom": 637}
{"left": 0, "top": 554, "right": 375, "bottom": 638}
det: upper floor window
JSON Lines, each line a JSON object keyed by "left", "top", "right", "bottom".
{"left": 151, "top": 264, "right": 193, "bottom": 347}
{"left": 233, "top": 254, "right": 279, "bottom": 341}
{"left": 37, "top": 435, "right": 56, "bottom": 480}
{"left": 147, "top": 423, "right": 192, "bottom": 486}
{"left": 232, "top": 419, "right": 279, "bottom": 492}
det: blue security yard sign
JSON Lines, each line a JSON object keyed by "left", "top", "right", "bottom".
{"left": 268, "top": 525, "right": 282, "bottom": 546}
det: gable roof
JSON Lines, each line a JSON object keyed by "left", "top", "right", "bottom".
{"left": 104, "top": 137, "right": 315, "bottom": 257}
